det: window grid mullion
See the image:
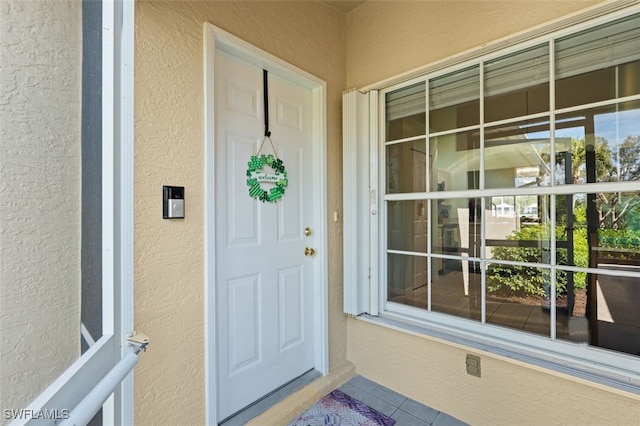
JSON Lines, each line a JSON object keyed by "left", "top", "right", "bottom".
{"left": 425, "top": 80, "right": 432, "bottom": 312}
{"left": 479, "top": 61, "right": 487, "bottom": 323}
{"left": 549, "top": 37, "right": 558, "bottom": 340}
{"left": 550, "top": 195, "right": 557, "bottom": 340}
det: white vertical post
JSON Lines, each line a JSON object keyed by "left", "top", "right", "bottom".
{"left": 343, "top": 89, "right": 371, "bottom": 316}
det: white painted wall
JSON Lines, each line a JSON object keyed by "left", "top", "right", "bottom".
{"left": 0, "top": 0, "right": 82, "bottom": 414}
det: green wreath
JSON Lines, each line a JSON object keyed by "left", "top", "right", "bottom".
{"left": 246, "top": 154, "right": 288, "bottom": 202}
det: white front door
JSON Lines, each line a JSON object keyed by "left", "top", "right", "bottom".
{"left": 213, "top": 50, "right": 317, "bottom": 421}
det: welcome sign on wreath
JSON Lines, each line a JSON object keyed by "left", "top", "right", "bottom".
{"left": 246, "top": 152, "right": 288, "bottom": 202}
{"left": 246, "top": 69, "right": 288, "bottom": 203}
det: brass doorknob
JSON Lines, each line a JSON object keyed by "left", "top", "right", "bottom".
{"left": 304, "top": 247, "right": 315, "bottom": 256}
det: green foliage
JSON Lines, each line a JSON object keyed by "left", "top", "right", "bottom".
{"left": 599, "top": 228, "right": 640, "bottom": 260}
{"left": 486, "top": 132, "right": 640, "bottom": 297}
{"left": 487, "top": 225, "right": 588, "bottom": 297}
{"left": 487, "top": 225, "right": 553, "bottom": 297}
{"left": 487, "top": 224, "right": 640, "bottom": 297}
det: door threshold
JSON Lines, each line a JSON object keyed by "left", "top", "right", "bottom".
{"left": 219, "top": 369, "right": 321, "bottom": 426}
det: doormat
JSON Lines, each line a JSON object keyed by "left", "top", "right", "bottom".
{"left": 287, "top": 389, "right": 396, "bottom": 426}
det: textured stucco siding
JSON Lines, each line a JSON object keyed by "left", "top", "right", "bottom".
{"left": 346, "top": 0, "right": 604, "bottom": 89}
{"left": 135, "top": 1, "right": 640, "bottom": 425}
{"left": 0, "top": 0, "right": 82, "bottom": 414}
{"left": 348, "top": 319, "right": 640, "bottom": 425}
{"left": 134, "top": 1, "right": 346, "bottom": 424}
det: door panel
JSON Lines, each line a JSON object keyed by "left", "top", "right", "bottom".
{"left": 227, "top": 134, "right": 260, "bottom": 246}
{"left": 214, "top": 51, "right": 315, "bottom": 421}
{"left": 227, "top": 274, "right": 261, "bottom": 373}
{"left": 277, "top": 146, "right": 303, "bottom": 240}
{"left": 278, "top": 266, "right": 304, "bottom": 350}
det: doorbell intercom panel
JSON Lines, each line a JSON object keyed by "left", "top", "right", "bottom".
{"left": 163, "top": 186, "right": 185, "bottom": 219}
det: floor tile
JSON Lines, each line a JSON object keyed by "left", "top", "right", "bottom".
{"left": 289, "top": 374, "right": 468, "bottom": 426}
{"left": 392, "top": 409, "right": 432, "bottom": 426}
{"left": 349, "top": 374, "right": 380, "bottom": 392}
{"left": 399, "top": 398, "right": 439, "bottom": 424}
{"left": 432, "top": 411, "right": 469, "bottom": 426}
{"left": 360, "top": 393, "right": 397, "bottom": 417}
{"left": 337, "top": 382, "right": 370, "bottom": 402}
{"left": 370, "top": 384, "right": 407, "bottom": 407}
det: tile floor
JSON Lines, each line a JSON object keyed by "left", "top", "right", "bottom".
{"left": 221, "top": 371, "right": 469, "bottom": 426}
{"left": 337, "top": 375, "right": 469, "bottom": 426}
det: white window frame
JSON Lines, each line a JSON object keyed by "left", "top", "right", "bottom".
{"left": 11, "top": 1, "right": 136, "bottom": 424}
{"left": 343, "top": 0, "right": 640, "bottom": 395}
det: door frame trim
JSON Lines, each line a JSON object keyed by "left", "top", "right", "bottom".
{"left": 203, "top": 23, "right": 329, "bottom": 425}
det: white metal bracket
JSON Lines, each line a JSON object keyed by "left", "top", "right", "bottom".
{"left": 127, "top": 331, "right": 149, "bottom": 354}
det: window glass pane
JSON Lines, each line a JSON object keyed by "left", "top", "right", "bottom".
{"left": 430, "top": 197, "right": 476, "bottom": 256}
{"left": 388, "top": 253, "right": 428, "bottom": 309}
{"left": 430, "top": 131, "right": 479, "bottom": 192}
{"left": 554, "top": 267, "right": 589, "bottom": 345}
{"left": 387, "top": 200, "right": 428, "bottom": 252}
{"left": 429, "top": 66, "right": 479, "bottom": 132}
{"left": 554, "top": 191, "right": 589, "bottom": 345}
{"left": 386, "top": 82, "right": 426, "bottom": 140}
{"left": 430, "top": 196, "right": 481, "bottom": 321}
{"left": 555, "top": 191, "right": 640, "bottom": 356}
{"left": 484, "top": 44, "right": 549, "bottom": 123}
{"left": 555, "top": 101, "right": 640, "bottom": 185}
{"left": 386, "top": 140, "right": 426, "bottom": 193}
{"left": 486, "top": 262, "right": 551, "bottom": 337}
{"left": 582, "top": 270, "right": 640, "bottom": 356}
{"left": 487, "top": 195, "right": 551, "bottom": 263}
{"left": 431, "top": 256, "right": 481, "bottom": 322}
{"left": 596, "top": 193, "right": 640, "bottom": 267}
{"left": 484, "top": 119, "right": 551, "bottom": 189}
{"left": 555, "top": 191, "right": 640, "bottom": 355}
{"left": 555, "top": 13, "right": 640, "bottom": 109}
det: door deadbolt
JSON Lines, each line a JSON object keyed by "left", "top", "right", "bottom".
{"left": 304, "top": 227, "right": 312, "bottom": 236}
{"left": 304, "top": 247, "right": 315, "bottom": 256}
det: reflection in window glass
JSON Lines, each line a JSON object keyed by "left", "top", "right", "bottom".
{"left": 484, "top": 119, "right": 551, "bottom": 189}
{"left": 430, "top": 132, "right": 479, "bottom": 192}
{"left": 431, "top": 256, "right": 481, "bottom": 322}
{"left": 592, "top": 191, "right": 640, "bottom": 355}
{"left": 430, "top": 197, "right": 481, "bottom": 321}
{"left": 555, "top": 192, "right": 640, "bottom": 353}
{"left": 430, "top": 199, "right": 467, "bottom": 256}
{"left": 429, "top": 66, "right": 479, "bottom": 132}
{"left": 555, "top": 101, "right": 640, "bottom": 185}
{"left": 388, "top": 253, "right": 428, "bottom": 309}
{"left": 484, "top": 44, "right": 549, "bottom": 123}
{"left": 486, "top": 263, "right": 551, "bottom": 337}
{"left": 384, "top": 9, "right": 640, "bottom": 359}
{"left": 485, "top": 195, "right": 551, "bottom": 263}
{"left": 555, "top": 13, "right": 640, "bottom": 109}
{"left": 386, "top": 140, "right": 426, "bottom": 193}
{"left": 387, "top": 200, "right": 428, "bottom": 253}
{"left": 595, "top": 193, "right": 640, "bottom": 266}
{"left": 386, "top": 82, "right": 426, "bottom": 141}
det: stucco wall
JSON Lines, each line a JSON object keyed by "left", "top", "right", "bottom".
{"left": 347, "top": 0, "right": 604, "bottom": 89}
{"left": 346, "top": 1, "right": 640, "bottom": 425}
{"left": 0, "top": 0, "right": 81, "bottom": 414}
{"left": 134, "top": 1, "right": 346, "bottom": 424}
{"left": 348, "top": 320, "right": 640, "bottom": 425}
